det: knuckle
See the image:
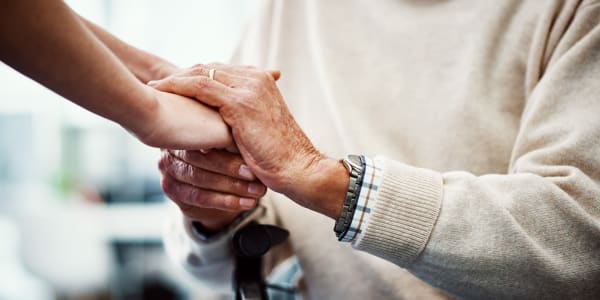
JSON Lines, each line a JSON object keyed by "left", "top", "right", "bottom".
{"left": 187, "top": 187, "right": 202, "bottom": 205}
{"left": 229, "top": 178, "right": 245, "bottom": 193}
{"left": 190, "top": 65, "right": 206, "bottom": 76}
{"left": 157, "top": 152, "right": 170, "bottom": 172}
{"left": 165, "top": 157, "right": 186, "bottom": 177}
{"left": 192, "top": 169, "right": 210, "bottom": 185}
{"left": 221, "top": 195, "right": 239, "bottom": 210}
{"left": 186, "top": 150, "right": 208, "bottom": 166}
{"left": 183, "top": 163, "right": 196, "bottom": 181}
{"left": 193, "top": 77, "right": 211, "bottom": 90}
{"left": 227, "top": 161, "right": 243, "bottom": 177}
{"left": 188, "top": 189, "right": 218, "bottom": 209}
{"left": 211, "top": 152, "right": 239, "bottom": 175}
{"left": 170, "top": 149, "right": 186, "bottom": 161}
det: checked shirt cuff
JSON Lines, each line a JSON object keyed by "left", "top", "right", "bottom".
{"left": 339, "top": 156, "right": 384, "bottom": 244}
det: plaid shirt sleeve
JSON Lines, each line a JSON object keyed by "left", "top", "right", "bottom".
{"left": 339, "top": 156, "right": 384, "bottom": 244}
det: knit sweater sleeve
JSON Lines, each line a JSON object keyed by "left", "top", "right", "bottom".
{"left": 353, "top": 3, "right": 600, "bottom": 299}
{"left": 162, "top": 204, "right": 258, "bottom": 294}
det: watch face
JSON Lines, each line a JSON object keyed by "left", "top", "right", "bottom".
{"left": 348, "top": 155, "right": 362, "bottom": 166}
{"left": 343, "top": 155, "right": 363, "bottom": 173}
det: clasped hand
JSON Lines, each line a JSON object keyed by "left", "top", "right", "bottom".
{"left": 150, "top": 64, "right": 346, "bottom": 231}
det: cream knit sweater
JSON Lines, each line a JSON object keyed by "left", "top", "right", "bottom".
{"left": 164, "top": 0, "right": 600, "bottom": 299}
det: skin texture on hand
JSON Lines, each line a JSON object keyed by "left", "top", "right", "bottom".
{"left": 152, "top": 64, "right": 284, "bottom": 230}
{"left": 150, "top": 64, "right": 349, "bottom": 220}
{"left": 158, "top": 149, "right": 267, "bottom": 231}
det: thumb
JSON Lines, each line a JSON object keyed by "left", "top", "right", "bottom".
{"left": 268, "top": 70, "right": 282, "bottom": 81}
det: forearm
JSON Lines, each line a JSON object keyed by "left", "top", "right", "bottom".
{"left": 0, "top": 0, "right": 156, "bottom": 138}
{"left": 79, "top": 16, "right": 177, "bottom": 82}
{"left": 352, "top": 159, "right": 599, "bottom": 298}
{"left": 283, "top": 156, "right": 348, "bottom": 220}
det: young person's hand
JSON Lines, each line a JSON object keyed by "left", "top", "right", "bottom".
{"left": 150, "top": 64, "right": 347, "bottom": 220}
{"left": 136, "top": 88, "right": 234, "bottom": 150}
{"left": 139, "top": 64, "right": 281, "bottom": 150}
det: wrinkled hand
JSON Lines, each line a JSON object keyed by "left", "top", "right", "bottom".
{"left": 150, "top": 64, "right": 348, "bottom": 219}
{"left": 158, "top": 149, "right": 267, "bottom": 231}
{"left": 140, "top": 64, "right": 282, "bottom": 150}
{"left": 150, "top": 64, "right": 282, "bottom": 230}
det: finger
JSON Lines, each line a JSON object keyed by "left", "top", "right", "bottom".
{"left": 268, "top": 70, "right": 281, "bottom": 81}
{"left": 169, "top": 64, "right": 251, "bottom": 87}
{"left": 161, "top": 173, "right": 257, "bottom": 211}
{"left": 148, "top": 75, "right": 233, "bottom": 108}
{"left": 166, "top": 64, "right": 281, "bottom": 86}
{"left": 225, "top": 143, "right": 240, "bottom": 154}
{"left": 186, "top": 64, "right": 282, "bottom": 84}
{"left": 202, "top": 63, "right": 268, "bottom": 79}
{"left": 168, "top": 149, "right": 256, "bottom": 180}
{"left": 158, "top": 152, "right": 266, "bottom": 198}
{"left": 192, "top": 64, "right": 249, "bottom": 87}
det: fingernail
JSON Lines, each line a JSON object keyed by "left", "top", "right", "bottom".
{"left": 147, "top": 80, "right": 158, "bottom": 86}
{"left": 248, "top": 183, "right": 265, "bottom": 196}
{"left": 240, "top": 198, "right": 256, "bottom": 209}
{"left": 238, "top": 165, "right": 255, "bottom": 180}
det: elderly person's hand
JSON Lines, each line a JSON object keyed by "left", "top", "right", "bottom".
{"left": 141, "top": 66, "right": 281, "bottom": 150}
{"left": 158, "top": 149, "right": 267, "bottom": 231}
{"left": 152, "top": 65, "right": 282, "bottom": 230}
{"left": 149, "top": 64, "right": 349, "bottom": 220}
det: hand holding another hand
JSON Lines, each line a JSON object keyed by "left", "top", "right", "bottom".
{"left": 138, "top": 64, "right": 282, "bottom": 151}
{"left": 158, "top": 149, "right": 266, "bottom": 231}
{"left": 150, "top": 64, "right": 348, "bottom": 220}
{"left": 148, "top": 65, "right": 284, "bottom": 231}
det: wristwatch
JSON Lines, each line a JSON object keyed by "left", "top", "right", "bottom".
{"left": 333, "top": 154, "right": 366, "bottom": 240}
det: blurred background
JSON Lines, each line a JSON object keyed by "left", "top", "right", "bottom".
{"left": 0, "top": 1, "right": 261, "bottom": 299}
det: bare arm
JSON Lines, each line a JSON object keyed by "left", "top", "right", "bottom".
{"left": 78, "top": 16, "right": 177, "bottom": 83}
{"left": 0, "top": 0, "right": 231, "bottom": 149}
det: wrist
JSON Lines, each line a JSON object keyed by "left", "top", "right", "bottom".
{"left": 125, "top": 87, "right": 161, "bottom": 145}
{"left": 283, "top": 155, "right": 349, "bottom": 220}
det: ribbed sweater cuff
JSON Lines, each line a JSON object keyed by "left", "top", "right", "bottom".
{"left": 353, "top": 157, "right": 443, "bottom": 267}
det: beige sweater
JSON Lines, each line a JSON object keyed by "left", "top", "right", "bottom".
{"left": 164, "top": 0, "right": 600, "bottom": 299}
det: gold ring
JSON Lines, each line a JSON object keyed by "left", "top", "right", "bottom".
{"left": 208, "top": 68, "right": 216, "bottom": 81}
